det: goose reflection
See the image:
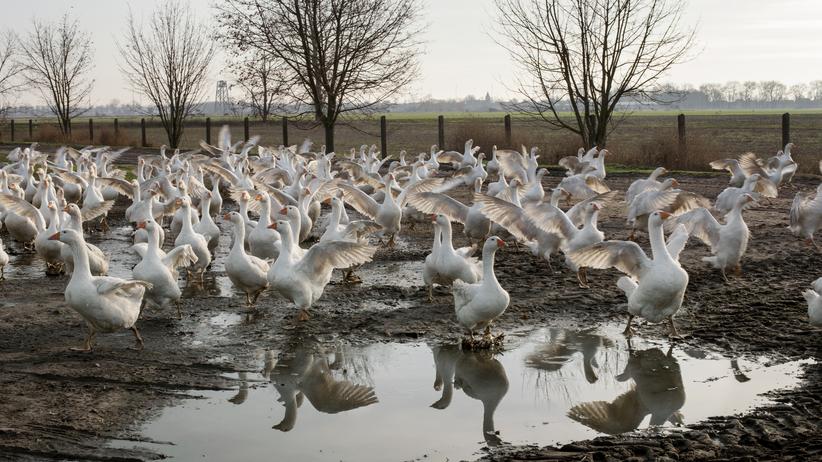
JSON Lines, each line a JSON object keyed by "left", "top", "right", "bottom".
{"left": 264, "top": 344, "right": 378, "bottom": 431}
{"left": 524, "top": 328, "right": 614, "bottom": 383}
{"left": 568, "top": 345, "right": 685, "bottom": 435}
{"left": 430, "top": 345, "right": 508, "bottom": 446}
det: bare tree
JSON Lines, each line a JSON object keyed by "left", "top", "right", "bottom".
{"left": 231, "top": 50, "right": 283, "bottom": 121}
{"left": 789, "top": 83, "right": 807, "bottom": 101}
{"left": 0, "top": 31, "right": 23, "bottom": 115}
{"left": 742, "top": 81, "right": 758, "bottom": 103}
{"left": 495, "top": 0, "right": 695, "bottom": 148}
{"left": 19, "top": 14, "right": 93, "bottom": 135}
{"left": 215, "top": 0, "right": 424, "bottom": 152}
{"left": 119, "top": 0, "right": 215, "bottom": 148}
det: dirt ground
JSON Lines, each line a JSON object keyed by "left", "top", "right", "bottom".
{"left": 1, "top": 167, "right": 822, "bottom": 461}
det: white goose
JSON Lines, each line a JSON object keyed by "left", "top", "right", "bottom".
{"left": 194, "top": 191, "right": 220, "bottom": 253}
{"left": 625, "top": 167, "right": 668, "bottom": 204}
{"left": 569, "top": 211, "right": 688, "bottom": 337}
{"left": 423, "top": 215, "right": 481, "bottom": 301}
{"left": 714, "top": 173, "right": 776, "bottom": 216}
{"left": 319, "top": 195, "right": 380, "bottom": 244}
{"left": 173, "top": 198, "right": 211, "bottom": 280}
{"left": 453, "top": 236, "right": 509, "bottom": 340}
{"left": 788, "top": 184, "right": 822, "bottom": 249}
{"left": 132, "top": 221, "right": 198, "bottom": 318}
{"left": 60, "top": 204, "right": 110, "bottom": 276}
{"left": 802, "top": 278, "right": 822, "bottom": 326}
{"left": 224, "top": 212, "right": 270, "bottom": 307}
{"left": 0, "top": 189, "right": 42, "bottom": 245}
{"left": 51, "top": 229, "right": 151, "bottom": 351}
{"left": 407, "top": 177, "right": 491, "bottom": 245}
{"left": 248, "top": 192, "right": 281, "bottom": 260}
{"left": 669, "top": 194, "right": 754, "bottom": 281}
{"left": 266, "top": 219, "right": 376, "bottom": 320}
{"left": 34, "top": 202, "right": 64, "bottom": 274}
{"left": 709, "top": 158, "right": 746, "bottom": 187}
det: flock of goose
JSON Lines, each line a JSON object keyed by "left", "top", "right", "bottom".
{"left": 0, "top": 129, "right": 820, "bottom": 352}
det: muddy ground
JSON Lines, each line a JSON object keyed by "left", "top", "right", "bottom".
{"left": 1, "top": 162, "right": 821, "bottom": 461}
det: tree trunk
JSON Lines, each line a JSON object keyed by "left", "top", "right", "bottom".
{"left": 324, "top": 121, "right": 335, "bottom": 153}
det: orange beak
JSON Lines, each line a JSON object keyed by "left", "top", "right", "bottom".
{"left": 280, "top": 207, "right": 288, "bottom": 215}
{"left": 497, "top": 238, "right": 506, "bottom": 247}
{"left": 323, "top": 197, "right": 331, "bottom": 205}
{"left": 136, "top": 222, "right": 146, "bottom": 229}
{"left": 223, "top": 213, "right": 231, "bottom": 220}
{"left": 255, "top": 194, "right": 263, "bottom": 201}
{"left": 592, "top": 203, "right": 600, "bottom": 211}
{"left": 659, "top": 211, "right": 672, "bottom": 220}
{"left": 430, "top": 214, "right": 438, "bottom": 222}
{"left": 268, "top": 222, "right": 278, "bottom": 230}
{"left": 63, "top": 205, "right": 70, "bottom": 212}
{"left": 48, "top": 232, "right": 60, "bottom": 241}
{"left": 671, "top": 179, "right": 680, "bottom": 188}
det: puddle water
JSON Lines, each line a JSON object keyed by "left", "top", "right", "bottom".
{"left": 108, "top": 326, "right": 812, "bottom": 461}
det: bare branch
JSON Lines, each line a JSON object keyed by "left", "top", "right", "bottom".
{"left": 118, "top": 0, "right": 216, "bottom": 148}
{"left": 18, "top": 14, "right": 94, "bottom": 134}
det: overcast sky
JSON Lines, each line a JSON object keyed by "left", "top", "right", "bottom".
{"left": 3, "top": 0, "right": 822, "bottom": 105}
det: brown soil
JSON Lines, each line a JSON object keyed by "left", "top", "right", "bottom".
{"left": 1, "top": 165, "right": 821, "bottom": 461}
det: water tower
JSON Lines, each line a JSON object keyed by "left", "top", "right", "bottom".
{"left": 215, "top": 80, "right": 231, "bottom": 115}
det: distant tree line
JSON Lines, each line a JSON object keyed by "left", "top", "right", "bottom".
{"left": 657, "top": 81, "right": 822, "bottom": 109}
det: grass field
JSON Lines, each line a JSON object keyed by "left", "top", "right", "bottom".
{"left": 1, "top": 110, "right": 819, "bottom": 173}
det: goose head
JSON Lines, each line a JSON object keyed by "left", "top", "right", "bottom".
{"left": 49, "top": 228, "right": 81, "bottom": 245}
{"left": 648, "top": 210, "right": 672, "bottom": 228}
{"left": 485, "top": 235, "right": 506, "bottom": 251}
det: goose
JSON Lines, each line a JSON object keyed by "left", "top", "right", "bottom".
{"left": 248, "top": 192, "right": 282, "bottom": 259}
{"left": 714, "top": 173, "right": 776, "bottom": 216}
{"left": 486, "top": 147, "right": 500, "bottom": 176}
{"left": 557, "top": 170, "right": 610, "bottom": 202}
{"left": 788, "top": 184, "right": 822, "bottom": 249}
{"left": 266, "top": 219, "right": 376, "bottom": 320}
{"left": 335, "top": 174, "right": 443, "bottom": 246}
{"left": 590, "top": 149, "right": 610, "bottom": 179}
{"left": 669, "top": 194, "right": 754, "bottom": 281}
{"left": 802, "top": 277, "right": 822, "bottom": 326}
{"left": 0, "top": 189, "right": 42, "bottom": 246}
{"left": 438, "top": 139, "right": 479, "bottom": 169}
{"left": 558, "top": 147, "right": 595, "bottom": 176}
{"left": 407, "top": 178, "right": 491, "bottom": 245}
{"left": 60, "top": 204, "right": 110, "bottom": 276}
{"left": 524, "top": 328, "right": 614, "bottom": 383}
{"left": 50, "top": 229, "right": 151, "bottom": 351}
{"left": 224, "top": 211, "right": 270, "bottom": 307}
{"left": 173, "top": 198, "right": 211, "bottom": 280}
{"left": 569, "top": 211, "right": 688, "bottom": 337}
{"left": 132, "top": 221, "right": 197, "bottom": 318}
{"left": 208, "top": 174, "right": 223, "bottom": 216}
{"left": 0, "top": 223, "right": 9, "bottom": 279}
{"left": 521, "top": 168, "right": 548, "bottom": 204}
{"left": 709, "top": 158, "right": 746, "bottom": 187}
{"left": 194, "top": 191, "right": 220, "bottom": 253}
{"left": 430, "top": 344, "right": 461, "bottom": 409}
{"left": 319, "top": 195, "right": 380, "bottom": 244}
{"left": 777, "top": 143, "right": 798, "bottom": 184}
{"left": 530, "top": 202, "right": 605, "bottom": 287}
{"left": 738, "top": 152, "right": 788, "bottom": 186}
{"left": 423, "top": 215, "right": 481, "bottom": 301}
{"left": 453, "top": 236, "right": 509, "bottom": 341}
{"left": 34, "top": 202, "right": 64, "bottom": 274}
{"left": 625, "top": 167, "right": 668, "bottom": 204}
{"left": 454, "top": 153, "right": 488, "bottom": 187}
{"left": 626, "top": 178, "right": 710, "bottom": 240}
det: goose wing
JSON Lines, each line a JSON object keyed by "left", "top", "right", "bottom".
{"left": 568, "top": 241, "right": 651, "bottom": 279}
{"left": 299, "top": 241, "right": 377, "bottom": 276}
{"left": 474, "top": 193, "right": 541, "bottom": 241}
{"left": 406, "top": 192, "right": 469, "bottom": 224}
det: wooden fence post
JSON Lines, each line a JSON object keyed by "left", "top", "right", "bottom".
{"left": 28, "top": 119, "right": 33, "bottom": 140}
{"left": 114, "top": 118, "right": 119, "bottom": 137}
{"left": 677, "top": 113, "right": 686, "bottom": 166}
{"left": 244, "top": 117, "right": 250, "bottom": 141}
{"left": 89, "top": 118, "right": 94, "bottom": 143}
{"left": 437, "top": 115, "right": 444, "bottom": 150}
{"left": 140, "top": 118, "right": 147, "bottom": 147}
{"left": 281, "top": 116, "right": 288, "bottom": 146}
{"left": 782, "top": 112, "right": 790, "bottom": 149}
{"left": 205, "top": 117, "right": 211, "bottom": 145}
{"left": 380, "top": 115, "right": 387, "bottom": 158}
{"left": 10, "top": 119, "right": 14, "bottom": 142}
{"left": 504, "top": 114, "right": 512, "bottom": 147}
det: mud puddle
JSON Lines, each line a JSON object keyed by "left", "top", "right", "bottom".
{"left": 106, "top": 326, "right": 812, "bottom": 461}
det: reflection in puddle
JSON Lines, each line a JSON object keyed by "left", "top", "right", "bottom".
{"left": 108, "top": 328, "right": 812, "bottom": 461}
